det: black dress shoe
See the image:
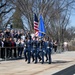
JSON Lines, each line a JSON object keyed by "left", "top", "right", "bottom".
{"left": 25, "top": 59, "right": 27, "bottom": 61}
{"left": 39, "top": 59, "right": 41, "bottom": 62}
{"left": 46, "top": 58, "right": 48, "bottom": 61}
{"left": 27, "top": 62, "right": 30, "bottom": 64}
{"left": 34, "top": 61, "right": 37, "bottom": 64}
{"left": 42, "top": 62, "right": 44, "bottom": 64}
{"left": 32, "top": 59, "right": 34, "bottom": 62}
{"left": 49, "top": 62, "right": 51, "bottom": 64}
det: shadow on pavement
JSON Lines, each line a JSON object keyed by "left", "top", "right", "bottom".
{"left": 52, "top": 60, "right": 72, "bottom": 64}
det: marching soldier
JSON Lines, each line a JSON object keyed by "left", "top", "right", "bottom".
{"left": 24, "top": 36, "right": 32, "bottom": 63}
{"left": 46, "top": 37, "right": 53, "bottom": 64}
{"left": 37, "top": 38, "right": 42, "bottom": 62}
{"left": 31, "top": 36, "right": 38, "bottom": 63}
{"left": 43, "top": 38, "right": 48, "bottom": 62}
{"left": 38, "top": 38, "right": 44, "bottom": 64}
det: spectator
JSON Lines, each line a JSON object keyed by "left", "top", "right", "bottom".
{"left": 53, "top": 40, "right": 58, "bottom": 52}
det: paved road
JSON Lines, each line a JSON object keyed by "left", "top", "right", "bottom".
{"left": 53, "top": 65, "right": 75, "bottom": 75}
{"left": 0, "top": 51, "right": 75, "bottom": 75}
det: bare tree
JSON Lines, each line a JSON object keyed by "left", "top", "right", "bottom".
{"left": 0, "top": 0, "right": 15, "bottom": 28}
{"left": 45, "top": 0, "right": 75, "bottom": 43}
{"left": 0, "top": 0, "right": 75, "bottom": 44}
{"left": 14, "top": 0, "right": 75, "bottom": 33}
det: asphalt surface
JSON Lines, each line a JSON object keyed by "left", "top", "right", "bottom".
{"left": 53, "top": 65, "right": 75, "bottom": 75}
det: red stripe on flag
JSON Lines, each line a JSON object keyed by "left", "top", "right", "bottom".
{"left": 34, "top": 14, "right": 39, "bottom": 36}
{"left": 35, "top": 31, "right": 39, "bottom": 37}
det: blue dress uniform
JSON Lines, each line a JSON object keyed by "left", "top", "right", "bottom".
{"left": 37, "top": 40, "right": 42, "bottom": 62}
{"left": 38, "top": 40, "right": 44, "bottom": 64}
{"left": 24, "top": 37, "right": 32, "bottom": 63}
{"left": 46, "top": 40, "right": 52, "bottom": 64}
{"left": 31, "top": 38, "right": 38, "bottom": 63}
{"left": 43, "top": 40, "right": 48, "bottom": 62}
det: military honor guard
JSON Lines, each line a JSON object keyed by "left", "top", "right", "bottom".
{"left": 24, "top": 36, "right": 32, "bottom": 63}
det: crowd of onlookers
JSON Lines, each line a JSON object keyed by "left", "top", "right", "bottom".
{"left": 0, "top": 28, "right": 28, "bottom": 59}
{"left": 0, "top": 28, "right": 58, "bottom": 61}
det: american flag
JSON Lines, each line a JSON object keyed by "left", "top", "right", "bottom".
{"left": 34, "top": 14, "right": 39, "bottom": 36}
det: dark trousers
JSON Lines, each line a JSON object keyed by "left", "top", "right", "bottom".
{"left": 54, "top": 46, "right": 57, "bottom": 52}
{"left": 18, "top": 47, "right": 23, "bottom": 58}
{"left": 11, "top": 48, "right": 16, "bottom": 58}
{"left": 1, "top": 48, "right": 5, "bottom": 59}
{"left": 38, "top": 48, "right": 44, "bottom": 64}
{"left": 6, "top": 48, "right": 11, "bottom": 58}
{"left": 31, "top": 49, "right": 37, "bottom": 63}
{"left": 24, "top": 48, "right": 31, "bottom": 63}
{"left": 47, "top": 48, "right": 51, "bottom": 64}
